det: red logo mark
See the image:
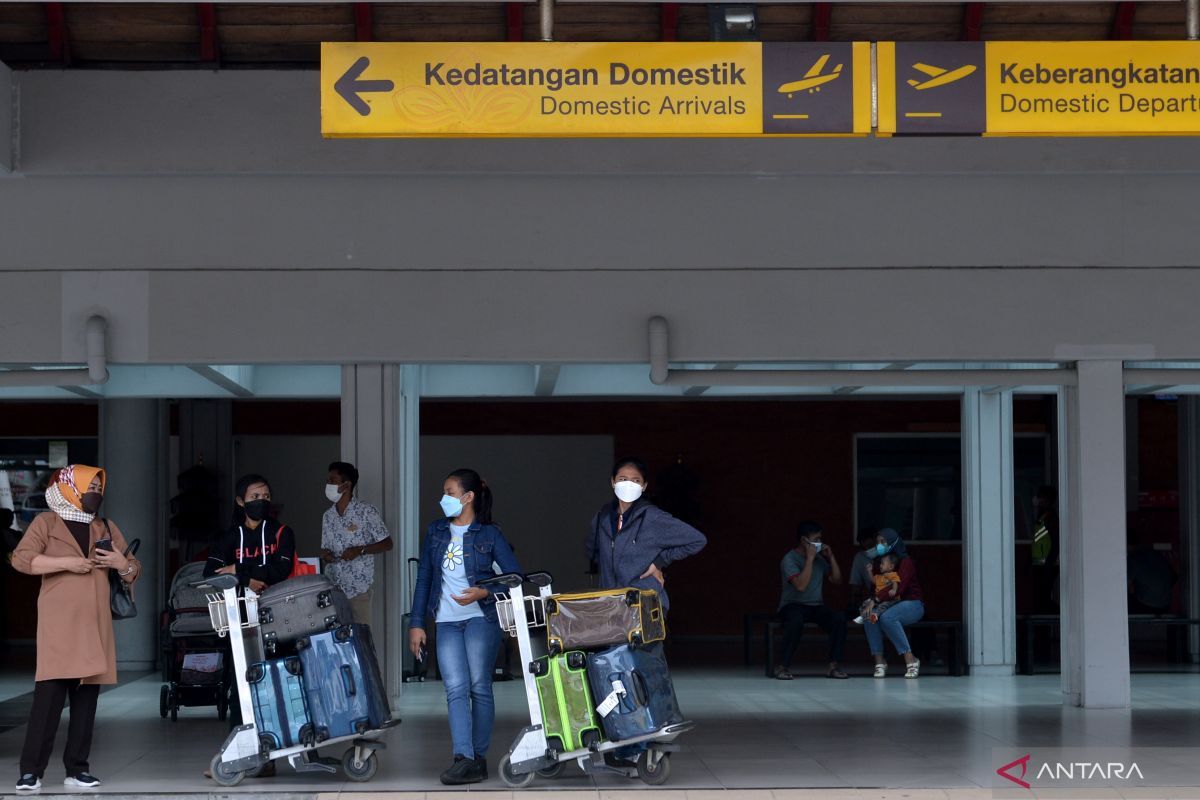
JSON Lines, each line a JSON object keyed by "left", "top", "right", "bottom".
{"left": 997, "top": 754, "right": 1032, "bottom": 789}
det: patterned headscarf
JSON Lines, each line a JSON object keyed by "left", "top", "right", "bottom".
{"left": 45, "top": 464, "right": 106, "bottom": 524}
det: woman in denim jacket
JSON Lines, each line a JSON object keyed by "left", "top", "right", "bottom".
{"left": 408, "top": 468, "right": 520, "bottom": 785}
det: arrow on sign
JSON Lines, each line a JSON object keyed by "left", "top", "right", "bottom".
{"left": 335, "top": 56, "right": 395, "bottom": 117}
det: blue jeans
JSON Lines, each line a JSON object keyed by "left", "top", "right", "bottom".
{"left": 864, "top": 600, "right": 925, "bottom": 657}
{"left": 436, "top": 617, "right": 501, "bottom": 759}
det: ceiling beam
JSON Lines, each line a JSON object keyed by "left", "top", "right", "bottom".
{"left": 198, "top": 3, "right": 218, "bottom": 63}
{"left": 961, "top": 2, "right": 983, "bottom": 40}
{"left": 189, "top": 365, "right": 254, "bottom": 397}
{"left": 44, "top": 3, "right": 70, "bottom": 66}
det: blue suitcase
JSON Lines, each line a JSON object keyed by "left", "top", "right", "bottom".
{"left": 247, "top": 656, "right": 313, "bottom": 749}
{"left": 585, "top": 644, "right": 684, "bottom": 742}
{"left": 296, "top": 624, "right": 393, "bottom": 741}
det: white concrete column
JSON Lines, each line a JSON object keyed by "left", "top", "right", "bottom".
{"left": 101, "top": 398, "right": 168, "bottom": 672}
{"left": 1177, "top": 397, "right": 1200, "bottom": 663}
{"left": 962, "top": 388, "right": 1016, "bottom": 675}
{"left": 1060, "top": 360, "right": 1131, "bottom": 708}
{"left": 341, "top": 364, "right": 417, "bottom": 703}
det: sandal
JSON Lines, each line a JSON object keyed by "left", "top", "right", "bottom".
{"left": 905, "top": 659, "right": 921, "bottom": 679}
{"left": 873, "top": 663, "right": 886, "bottom": 678}
{"left": 826, "top": 669, "right": 849, "bottom": 679}
{"left": 773, "top": 666, "right": 794, "bottom": 681}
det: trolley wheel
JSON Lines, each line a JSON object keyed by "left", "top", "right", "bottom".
{"left": 536, "top": 760, "right": 567, "bottom": 779}
{"left": 341, "top": 748, "right": 379, "bottom": 782}
{"left": 499, "top": 754, "right": 536, "bottom": 788}
{"left": 209, "top": 755, "right": 245, "bottom": 788}
{"left": 159, "top": 685, "right": 169, "bottom": 719}
{"left": 170, "top": 688, "right": 179, "bottom": 723}
{"left": 637, "top": 751, "right": 671, "bottom": 786}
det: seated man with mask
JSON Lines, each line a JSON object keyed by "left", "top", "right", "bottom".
{"left": 774, "top": 520, "right": 849, "bottom": 680}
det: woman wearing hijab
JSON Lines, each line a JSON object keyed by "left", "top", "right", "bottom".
{"left": 862, "top": 527, "right": 925, "bottom": 679}
{"left": 11, "top": 465, "right": 140, "bottom": 793}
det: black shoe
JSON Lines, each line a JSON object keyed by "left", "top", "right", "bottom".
{"left": 604, "top": 752, "right": 637, "bottom": 770}
{"left": 440, "top": 755, "right": 485, "bottom": 785}
{"left": 15, "top": 774, "right": 41, "bottom": 792}
{"left": 474, "top": 757, "right": 489, "bottom": 781}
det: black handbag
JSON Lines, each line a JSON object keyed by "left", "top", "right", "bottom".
{"left": 102, "top": 520, "right": 139, "bottom": 621}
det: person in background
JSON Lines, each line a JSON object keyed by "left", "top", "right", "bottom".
{"left": 409, "top": 469, "right": 521, "bottom": 786}
{"left": 321, "top": 461, "right": 393, "bottom": 624}
{"left": 203, "top": 473, "right": 295, "bottom": 592}
{"left": 1030, "top": 485, "right": 1059, "bottom": 613}
{"left": 856, "top": 551, "right": 901, "bottom": 624}
{"left": 863, "top": 528, "right": 924, "bottom": 679}
{"left": 11, "top": 465, "right": 140, "bottom": 793}
{"left": 774, "top": 520, "right": 849, "bottom": 680}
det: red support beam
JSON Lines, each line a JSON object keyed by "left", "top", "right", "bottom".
{"left": 506, "top": 2, "right": 523, "bottom": 41}
{"left": 1112, "top": 1, "right": 1136, "bottom": 39}
{"left": 660, "top": 3, "right": 679, "bottom": 41}
{"left": 198, "top": 3, "right": 218, "bottom": 63}
{"left": 354, "top": 3, "right": 374, "bottom": 42}
{"left": 961, "top": 2, "right": 983, "bottom": 41}
{"left": 812, "top": 3, "right": 832, "bottom": 42}
{"left": 44, "top": 2, "right": 69, "bottom": 65}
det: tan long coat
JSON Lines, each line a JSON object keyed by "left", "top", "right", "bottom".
{"left": 12, "top": 512, "right": 140, "bottom": 684}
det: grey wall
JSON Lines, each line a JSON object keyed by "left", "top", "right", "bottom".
{"left": 2, "top": 70, "right": 1200, "bottom": 367}
{"left": 420, "top": 435, "right": 614, "bottom": 593}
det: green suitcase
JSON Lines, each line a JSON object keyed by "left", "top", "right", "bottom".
{"left": 531, "top": 651, "right": 604, "bottom": 753}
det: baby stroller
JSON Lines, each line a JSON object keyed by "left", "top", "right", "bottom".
{"left": 160, "top": 561, "right": 231, "bottom": 721}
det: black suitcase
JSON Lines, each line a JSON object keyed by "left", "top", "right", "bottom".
{"left": 402, "top": 558, "right": 428, "bottom": 682}
{"left": 257, "top": 574, "right": 353, "bottom": 656}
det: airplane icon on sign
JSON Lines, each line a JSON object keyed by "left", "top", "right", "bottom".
{"left": 907, "top": 62, "right": 976, "bottom": 90}
{"left": 777, "top": 54, "right": 843, "bottom": 98}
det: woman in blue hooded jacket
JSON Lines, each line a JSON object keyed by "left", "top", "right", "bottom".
{"left": 409, "top": 468, "right": 520, "bottom": 786}
{"left": 586, "top": 456, "right": 707, "bottom": 613}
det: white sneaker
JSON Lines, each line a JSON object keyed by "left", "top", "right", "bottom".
{"left": 15, "top": 774, "right": 41, "bottom": 792}
{"left": 64, "top": 773, "right": 101, "bottom": 788}
{"left": 852, "top": 616, "right": 864, "bottom": 625}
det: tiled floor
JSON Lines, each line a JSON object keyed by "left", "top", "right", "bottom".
{"left": 1, "top": 668, "right": 1199, "bottom": 797}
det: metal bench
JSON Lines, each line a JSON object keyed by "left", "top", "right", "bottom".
{"left": 1017, "top": 614, "right": 1200, "bottom": 675}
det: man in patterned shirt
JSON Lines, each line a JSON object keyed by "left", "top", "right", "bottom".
{"left": 321, "top": 461, "right": 393, "bottom": 624}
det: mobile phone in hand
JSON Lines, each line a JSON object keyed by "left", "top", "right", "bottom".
{"left": 94, "top": 538, "right": 114, "bottom": 554}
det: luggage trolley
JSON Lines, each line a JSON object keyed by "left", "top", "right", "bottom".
{"left": 199, "top": 574, "right": 391, "bottom": 787}
{"left": 482, "top": 571, "right": 694, "bottom": 788}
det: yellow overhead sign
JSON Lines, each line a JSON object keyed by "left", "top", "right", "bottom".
{"left": 321, "top": 42, "right": 872, "bottom": 137}
{"left": 988, "top": 42, "right": 1200, "bottom": 135}
{"left": 879, "top": 41, "right": 1200, "bottom": 136}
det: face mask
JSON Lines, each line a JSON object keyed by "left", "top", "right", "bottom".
{"left": 81, "top": 492, "right": 104, "bottom": 515}
{"left": 243, "top": 499, "right": 270, "bottom": 522}
{"left": 874, "top": 543, "right": 892, "bottom": 557}
{"left": 807, "top": 540, "right": 824, "bottom": 553}
{"left": 325, "top": 483, "right": 343, "bottom": 504}
{"left": 440, "top": 494, "right": 464, "bottom": 519}
{"left": 613, "top": 481, "right": 644, "bottom": 504}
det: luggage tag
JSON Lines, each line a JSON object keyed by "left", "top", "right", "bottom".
{"left": 596, "top": 679, "right": 627, "bottom": 717}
